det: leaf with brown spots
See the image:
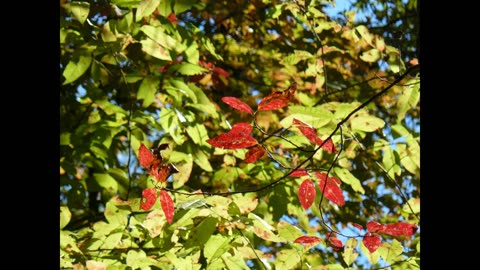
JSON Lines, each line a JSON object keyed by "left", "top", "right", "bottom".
{"left": 298, "top": 179, "right": 316, "bottom": 210}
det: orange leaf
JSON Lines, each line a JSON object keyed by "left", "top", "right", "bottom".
{"left": 160, "top": 190, "right": 175, "bottom": 224}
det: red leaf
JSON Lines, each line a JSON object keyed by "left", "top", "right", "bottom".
{"left": 294, "top": 235, "right": 322, "bottom": 244}
{"left": 322, "top": 138, "right": 337, "bottom": 153}
{"left": 140, "top": 187, "right": 157, "bottom": 211}
{"left": 222, "top": 97, "right": 253, "bottom": 115}
{"left": 293, "top": 118, "right": 318, "bottom": 144}
{"left": 139, "top": 143, "right": 160, "bottom": 170}
{"left": 352, "top": 223, "right": 364, "bottom": 231}
{"left": 212, "top": 67, "right": 230, "bottom": 78}
{"left": 328, "top": 237, "right": 344, "bottom": 251}
{"left": 363, "top": 233, "right": 382, "bottom": 253}
{"left": 258, "top": 92, "right": 290, "bottom": 111}
{"left": 298, "top": 179, "right": 316, "bottom": 210}
{"left": 150, "top": 163, "right": 179, "bottom": 182}
{"left": 244, "top": 145, "right": 266, "bottom": 163}
{"left": 160, "top": 190, "right": 175, "bottom": 224}
{"left": 207, "top": 122, "right": 258, "bottom": 149}
{"left": 167, "top": 12, "right": 178, "bottom": 25}
{"left": 315, "top": 172, "right": 345, "bottom": 206}
{"left": 230, "top": 122, "right": 253, "bottom": 135}
{"left": 366, "top": 221, "right": 384, "bottom": 233}
{"left": 290, "top": 168, "right": 309, "bottom": 177}
{"left": 366, "top": 221, "right": 418, "bottom": 237}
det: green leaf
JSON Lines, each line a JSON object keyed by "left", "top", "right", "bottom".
{"left": 205, "top": 196, "right": 233, "bottom": 220}
{"left": 60, "top": 132, "right": 71, "bottom": 146}
{"left": 205, "top": 234, "right": 232, "bottom": 263}
{"left": 333, "top": 167, "right": 365, "bottom": 194}
{"left": 62, "top": 54, "right": 92, "bottom": 85}
{"left": 191, "top": 217, "right": 218, "bottom": 245}
{"left": 280, "top": 50, "right": 313, "bottom": 66}
{"left": 342, "top": 238, "right": 359, "bottom": 266}
{"left": 191, "top": 147, "right": 213, "bottom": 172}
{"left": 186, "top": 83, "right": 218, "bottom": 118}
{"left": 397, "top": 144, "right": 419, "bottom": 175}
{"left": 104, "top": 198, "right": 129, "bottom": 226}
{"left": 60, "top": 206, "right": 71, "bottom": 229}
{"left": 135, "top": 0, "right": 160, "bottom": 22}
{"left": 169, "top": 63, "right": 208, "bottom": 75}
{"left": 69, "top": 1, "right": 90, "bottom": 25}
{"left": 202, "top": 36, "right": 223, "bottom": 60}
{"left": 382, "top": 146, "right": 402, "bottom": 179}
{"left": 173, "top": 159, "right": 193, "bottom": 189}
{"left": 186, "top": 123, "right": 210, "bottom": 146}
{"left": 402, "top": 197, "right": 420, "bottom": 214}
{"left": 126, "top": 250, "right": 158, "bottom": 269}
{"left": 355, "top": 25, "right": 374, "bottom": 47}
{"left": 397, "top": 78, "right": 420, "bottom": 122}
{"left": 350, "top": 115, "right": 385, "bottom": 132}
{"left": 101, "top": 21, "right": 117, "bottom": 42}
{"left": 110, "top": 0, "right": 142, "bottom": 8}
{"left": 277, "top": 221, "right": 303, "bottom": 242}
{"left": 231, "top": 193, "right": 258, "bottom": 214}
{"left": 173, "top": 0, "right": 197, "bottom": 14}
{"left": 137, "top": 76, "right": 160, "bottom": 108}
{"left": 221, "top": 252, "right": 250, "bottom": 270}
{"left": 274, "top": 249, "right": 300, "bottom": 269}
{"left": 140, "top": 38, "right": 172, "bottom": 60}
{"left": 360, "top": 48, "right": 381, "bottom": 62}
{"left": 140, "top": 25, "right": 178, "bottom": 50}
{"left": 281, "top": 106, "right": 333, "bottom": 129}
{"left": 377, "top": 239, "right": 404, "bottom": 264}
{"left": 93, "top": 173, "right": 118, "bottom": 194}
{"left": 248, "top": 213, "right": 285, "bottom": 242}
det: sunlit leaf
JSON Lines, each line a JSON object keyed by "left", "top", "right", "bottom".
{"left": 62, "top": 54, "right": 92, "bottom": 85}
{"left": 244, "top": 145, "right": 266, "bottom": 163}
{"left": 140, "top": 25, "right": 178, "bottom": 50}
{"left": 138, "top": 143, "right": 161, "bottom": 170}
{"left": 277, "top": 221, "right": 303, "bottom": 242}
{"left": 169, "top": 63, "right": 208, "bottom": 75}
{"left": 377, "top": 239, "right": 404, "bottom": 264}
{"left": 366, "top": 221, "right": 418, "bottom": 237}
{"left": 68, "top": 1, "right": 90, "bottom": 25}
{"left": 207, "top": 122, "right": 257, "bottom": 149}
{"left": 150, "top": 163, "right": 178, "bottom": 182}
{"left": 135, "top": 0, "right": 160, "bottom": 21}
{"left": 60, "top": 206, "right": 71, "bottom": 230}
{"left": 342, "top": 238, "right": 358, "bottom": 266}
{"left": 137, "top": 76, "right": 160, "bottom": 108}
{"left": 360, "top": 48, "right": 381, "bottom": 62}
{"left": 351, "top": 115, "right": 385, "bottom": 132}
{"left": 315, "top": 172, "right": 345, "bottom": 206}
{"left": 140, "top": 187, "right": 157, "bottom": 210}
{"left": 333, "top": 167, "right": 365, "bottom": 194}
{"left": 328, "top": 236, "right": 344, "bottom": 251}
{"left": 222, "top": 96, "right": 254, "bottom": 115}
{"left": 298, "top": 179, "right": 316, "bottom": 210}
{"left": 160, "top": 190, "right": 174, "bottom": 224}
{"left": 294, "top": 235, "right": 322, "bottom": 249}
{"left": 362, "top": 233, "right": 382, "bottom": 253}
{"left": 402, "top": 198, "right": 420, "bottom": 214}
{"left": 258, "top": 92, "right": 289, "bottom": 111}
{"left": 290, "top": 168, "right": 308, "bottom": 177}
{"left": 293, "top": 118, "right": 318, "bottom": 144}
{"left": 204, "top": 234, "right": 232, "bottom": 262}
{"left": 140, "top": 38, "right": 172, "bottom": 61}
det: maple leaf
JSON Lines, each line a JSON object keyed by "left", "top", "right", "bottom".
{"left": 363, "top": 232, "right": 382, "bottom": 253}
{"left": 315, "top": 172, "right": 345, "bottom": 206}
{"left": 160, "top": 190, "right": 175, "bottom": 224}
{"left": 140, "top": 187, "right": 157, "bottom": 211}
{"left": 290, "top": 168, "right": 309, "bottom": 177}
{"left": 244, "top": 145, "right": 266, "bottom": 163}
{"left": 207, "top": 122, "right": 258, "bottom": 149}
{"left": 221, "top": 97, "right": 254, "bottom": 115}
{"left": 298, "top": 179, "right": 316, "bottom": 210}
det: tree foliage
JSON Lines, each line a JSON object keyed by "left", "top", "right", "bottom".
{"left": 60, "top": 0, "right": 420, "bottom": 269}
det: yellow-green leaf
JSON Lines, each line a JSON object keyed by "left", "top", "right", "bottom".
{"left": 397, "top": 78, "right": 420, "bottom": 121}
{"left": 60, "top": 206, "right": 71, "bottom": 229}
{"left": 69, "top": 1, "right": 90, "bottom": 25}
{"left": 135, "top": 0, "right": 160, "bottom": 22}
{"left": 333, "top": 167, "right": 365, "bottom": 194}
{"left": 402, "top": 197, "right": 420, "bottom": 214}
{"left": 360, "top": 48, "right": 381, "bottom": 62}
{"left": 62, "top": 54, "right": 92, "bottom": 85}
{"left": 351, "top": 115, "right": 385, "bottom": 132}
{"left": 140, "top": 38, "right": 172, "bottom": 61}
{"left": 137, "top": 76, "right": 160, "bottom": 108}
{"left": 140, "top": 25, "right": 178, "bottom": 50}
{"left": 342, "top": 238, "right": 359, "bottom": 266}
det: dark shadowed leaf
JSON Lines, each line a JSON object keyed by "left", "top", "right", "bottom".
{"left": 298, "top": 179, "right": 316, "bottom": 210}
{"left": 222, "top": 97, "right": 253, "bottom": 114}
{"left": 315, "top": 172, "right": 345, "bottom": 206}
{"left": 244, "top": 145, "right": 266, "bottom": 163}
{"left": 160, "top": 190, "right": 174, "bottom": 224}
{"left": 140, "top": 187, "right": 157, "bottom": 210}
{"left": 363, "top": 233, "right": 382, "bottom": 253}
